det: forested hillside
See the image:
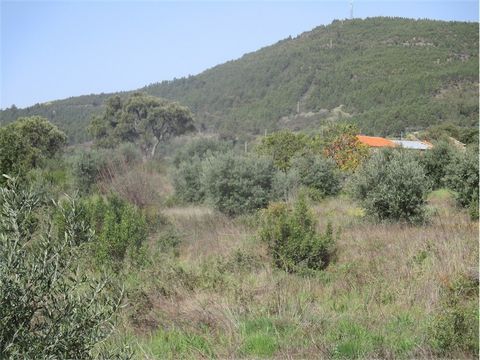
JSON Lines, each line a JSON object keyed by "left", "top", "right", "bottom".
{"left": 1, "top": 17, "right": 478, "bottom": 143}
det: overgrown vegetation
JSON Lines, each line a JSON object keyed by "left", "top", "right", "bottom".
{"left": 429, "top": 274, "right": 479, "bottom": 356}
{"left": 0, "top": 177, "right": 126, "bottom": 358}
{"left": 259, "top": 195, "right": 335, "bottom": 273}
{"left": 350, "top": 149, "right": 429, "bottom": 223}
{"left": 0, "top": 116, "right": 66, "bottom": 182}
{"left": 443, "top": 148, "right": 479, "bottom": 214}
{"left": 202, "top": 152, "right": 276, "bottom": 216}
{"left": 0, "top": 17, "right": 478, "bottom": 357}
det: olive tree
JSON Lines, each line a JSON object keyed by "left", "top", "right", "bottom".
{"left": 89, "top": 93, "right": 195, "bottom": 159}
{"left": 0, "top": 177, "right": 125, "bottom": 358}
{"left": 202, "top": 152, "right": 276, "bottom": 216}
{"left": 350, "top": 149, "right": 428, "bottom": 223}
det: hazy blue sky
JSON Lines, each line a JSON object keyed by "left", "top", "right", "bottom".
{"left": 1, "top": 1, "right": 478, "bottom": 109}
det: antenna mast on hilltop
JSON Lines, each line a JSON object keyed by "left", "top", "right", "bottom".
{"left": 349, "top": 0, "right": 354, "bottom": 19}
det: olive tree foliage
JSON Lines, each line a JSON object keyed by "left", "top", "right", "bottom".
{"left": 0, "top": 116, "right": 67, "bottom": 179}
{"left": 292, "top": 154, "right": 341, "bottom": 198}
{"left": 0, "top": 176, "right": 126, "bottom": 359}
{"left": 443, "top": 148, "right": 479, "bottom": 214}
{"left": 89, "top": 93, "right": 195, "bottom": 159}
{"left": 173, "top": 138, "right": 234, "bottom": 204}
{"left": 173, "top": 137, "right": 234, "bottom": 166}
{"left": 202, "top": 152, "right": 276, "bottom": 216}
{"left": 419, "top": 140, "right": 458, "bottom": 189}
{"left": 256, "top": 130, "right": 309, "bottom": 172}
{"left": 350, "top": 149, "right": 428, "bottom": 223}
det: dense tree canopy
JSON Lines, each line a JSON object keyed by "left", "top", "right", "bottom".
{"left": 89, "top": 93, "right": 194, "bottom": 158}
{"left": 0, "top": 116, "right": 67, "bottom": 178}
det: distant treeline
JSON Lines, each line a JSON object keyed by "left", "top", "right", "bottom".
{"left": 1, "top": 17, "right": 478, "bottom": 143}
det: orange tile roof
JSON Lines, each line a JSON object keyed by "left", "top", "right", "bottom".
{"left": 356, "top": 135, "right": 397, "bottom": 148}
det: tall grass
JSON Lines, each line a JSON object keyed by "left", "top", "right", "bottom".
{"left": 116, "top": 190, "right": 478, "bottom": 359}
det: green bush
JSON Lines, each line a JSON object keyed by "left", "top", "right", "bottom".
{"left": 71, "top": 150, "right": 106, "bottom": 194}
{"left": 0, "top": 116, "right": 67, "bottom": 182}
{"left": 292, "top": 154, "right": 341, "bottom": 199}
{"left": 173, "top": 157, "right": 205, "bottom": 203}
{"left": 259, "top": 194, "right": 335, "bottom": 273}
{"left": 83, "top": 195, "right": 148, "bottom": 266}
{"left": 429, "top": 275, "right": 479, "bottom": 357}
{"left": 173, "top": 138, "right": 234, "bottom": 204}
{"left": 419, "top": 140, "right": 457, "bottom": 189}
{"left": 202, "top": 152, "right": 276, "bottom": 216}
{"left": 272, "top": 168, "right": 300, "bottom": 202}
{"left": 350, "top": 149, "right": 428, "bottom": 223}
{"left": 0, "top": 178, "right": 124, "bottom": 358}
{"left": 443, "top": 148, "right": 479, "bottom": 211}
{"left": 256, "top": 130, "right": 309, "bottom": 172}
{"left": 117, "top": 142, "right": 142, "bottom": 165}
{"left": 173, "top": 137, "right": 233, "bottom": 166}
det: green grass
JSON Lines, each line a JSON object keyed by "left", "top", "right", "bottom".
{"left": 147, "top": 328, "right": 214, "bottom": 359}
{"left": 329, "top": 320, "right": 383, "bottom": 359}
{"left": 428, "top": 188, "right": 453, "bottom": 200}
{"left": 239, "top": 317, "right": 298, "bottom": 358}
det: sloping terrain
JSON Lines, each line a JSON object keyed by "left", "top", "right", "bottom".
{"left": 1, "top": 17, "right": 478, "bottom": 143}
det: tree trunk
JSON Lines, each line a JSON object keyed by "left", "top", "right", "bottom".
{"left": 150, "top": 138, "right": 160, "bottom": 159}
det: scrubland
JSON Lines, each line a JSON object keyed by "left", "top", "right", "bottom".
{"left": 111, "top": 186, "right": 478, "bottom": 359}
{"left": 2, "top": 118, "right": 478, "bottom": 359}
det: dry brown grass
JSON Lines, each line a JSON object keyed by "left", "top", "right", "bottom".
{"left": 98, "top": 158, "right": 173, "bottom": 208}
{"left": 123, "top": 191, "right": 478, "bottom": 359}
{"left": 163, "top": 206, "right": 254, "bottom": 262}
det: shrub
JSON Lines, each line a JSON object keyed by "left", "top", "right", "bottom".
{"left": 117, "top": 142, "right": 143, "bottom": 164}
{"left": 323, "top": 131, "right": 370, "bottom": 172}
{"left": 292, "top": 155, "right": 341, "bottom": 199}
{"left": 173, "top": 157, "right": 205, "bottom": 203}
{"left": 202, "top": 152, "right": 276, "bottom": 216}
{"left": 173, "top": 138, "right": 234, "bottom": 204}
{"left": 419, "top": 140, "right": 457, "bottom": 189}
{"left": 72, "top": 150, "right": 106, "bottom": 194}
{"left": 259, "top": 194, "right": 335, "bottom": 273}
{"left": 0, "top": 178, "right": 124, "bottom": 358}
{"left": 443, "top": 148, "right": 479, "bottom": 210}
{"left": 98, "top": 200, "right": 147, "bottom": 265}
{"left": 429, "top": 275, "right": 479, "bottom": 356}
{"left": 173, "top": 137, "right": 233, "bottom": 166}
{"left": 350, "top": 149, "right": 428, "bottom": 223}
{"left": 0, "top": 116, "right": 67, "bottom": 181}
{"left": 272, "top": 168, "right": 300, "bottom": 202}
{"left": 256, "top": 130, "right": 309, "bottom": 172}
{"left": 83, "top": 195, "right": 148, "bottom": 266}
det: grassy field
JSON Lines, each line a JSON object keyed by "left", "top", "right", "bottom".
{"left": 112, "top": 188, "right": 478, "bottom": 359}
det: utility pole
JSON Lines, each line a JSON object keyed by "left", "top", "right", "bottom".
{"left": 350, "top": 0, "right": 353, "bottom": 20}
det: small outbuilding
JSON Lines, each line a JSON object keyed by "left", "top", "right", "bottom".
{"left": 356, "top": 135, "right": 433, "bottom": 150}
{"left": 356, "top": 135, "right": 397, "bottom": 148}
{"left": 392, "top": 140, "right": 433, "bottom": 150}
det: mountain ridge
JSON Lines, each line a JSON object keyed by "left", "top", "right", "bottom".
{"left": 1, "top": 17, "right": 478, "bottom": 143}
